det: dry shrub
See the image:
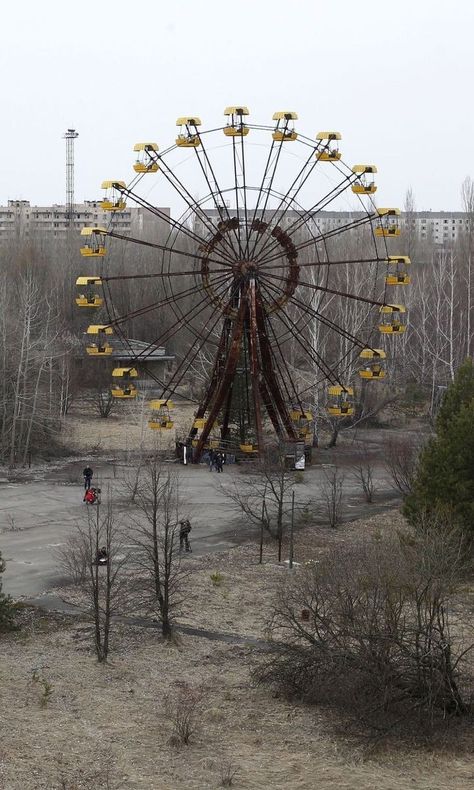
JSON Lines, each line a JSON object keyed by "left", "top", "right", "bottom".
{"left": 220, "top": 760, "right": 239, "bottom": 787}
{"left": 257, "top": 527, "right": 474, "bottom": 738}
{"left": 55, "top": 533, "right": 88, "bottom": 584}
{"left": 384, "top": 434, "right": 421, "bottom": 496}
{"left": 166, "top": 683, "right": 203, "bottom": 747}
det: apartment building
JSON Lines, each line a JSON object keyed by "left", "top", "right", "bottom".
{"left": 195, "top": 209, "right": 470, "bottom": 246}
{"left": 309, "top": 211, "right": 469, "bottom": 245}
{"left": 0, "top": 200, "right": 170, "bottom": 241}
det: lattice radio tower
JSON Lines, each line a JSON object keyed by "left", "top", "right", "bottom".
{"left": 63, "top": 128, "right": 79, "bottom": 226}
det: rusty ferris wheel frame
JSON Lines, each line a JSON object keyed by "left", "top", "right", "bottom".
{"left": 98, "top": 110, "right": 399, "bottom": 462}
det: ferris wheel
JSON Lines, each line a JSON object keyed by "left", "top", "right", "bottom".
{"left": 76, "top": 108, "right": 410, "bottom": 462}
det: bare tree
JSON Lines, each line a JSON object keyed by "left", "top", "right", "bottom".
{"left": 352, "top": 446, "right": 376, "bottom": 503}
{"left": 60, "top": 497, "right": 128, "bottom": 662}
{"left": 222, "top": 446, "right": 297, "bottom": 561}
{"left": 321, "top": 466, "right": 344, "bottom": 527}
{"left": 129, "top": 455, "right": 186, "bottom": 639}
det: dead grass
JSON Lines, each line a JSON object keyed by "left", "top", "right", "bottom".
{"left": 2, "top": 614, "right": 474, "bottom": 790}
{"left": 61, "top": 400, "right": 197, "bottom": 455}
{"left": 3, "top": 510, "right": 474, "bottom": 789}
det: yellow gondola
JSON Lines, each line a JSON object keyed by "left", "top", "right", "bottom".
{"left": 379, "top": 305, "right": 407, "bottom": 334}
{"left": 80, "top": 227, "right": 107, "bottom": 257}
{"left": 358, "top": 348, "right": 387, "bottom": 380}
{"left": 351, "top": 165, "right": 377, "bottom": 194}
{"left": 148, "top": 399, "right": 174, "bottom": 430}
{"left": 176, "top": 117, "right": 202, "bottom": 147}
{"left": 75, "top": 276, "right": 103, "bottom": 308}
{"left": 224, "top": 106, "right": 250, "bottom": 137}
{"left": 272, "top": 111, "right": 298, "bottom": 141}
{"left": 239, "top": 443, "right": 258, "bottom": 453}
{"left": 316, "top": 131, "right": 341, "bottom": 161}
{"left": 100, "top": 181, "right": 127, "bottom": 211}
{"left": 375, "top": 208, "right": 401, "bottom": 237}
{"left": 385, "top": 255, "right": 411, "bottom": 286}
{"left": 327, "top": 385, "right": 354, "bottom": 417}
{"left": 289, "top": 409, "right": 314, "bottom": 439}
{"left": 86, "top": 324, "right": 113, "bottom": 355}
{"left": 191, "top": 417, "right": 221, "bottom": 451}
{"left": 133, "top": 143, "right": 159, "bottom": 173}
{"left": 111, "top": 367, "right": 138, "bottom": 399}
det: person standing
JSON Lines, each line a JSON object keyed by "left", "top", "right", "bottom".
{"left": 83, "top": 465, "right": 93, "bottom": 491}
{"left": 179, "top": 519, "right": 192, "bottom": 552}
{"left": 209, "top": 450, "right": 216, "bottom": 472}
{"left": 215, "top": 452, "right": 224, "bottom": 473}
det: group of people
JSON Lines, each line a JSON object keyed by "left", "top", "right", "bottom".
{"left": 208, "top": 450, "right": 225, "bottom": 473}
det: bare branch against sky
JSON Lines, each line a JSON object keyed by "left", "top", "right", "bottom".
{"left": 0, "top": 0, "right": 471, "bottom": 210}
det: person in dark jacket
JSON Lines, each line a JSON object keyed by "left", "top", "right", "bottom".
{"left": 97, "top": 547, "right": 108, "bottom": 565}
{"left": 83, "top": 466, "right": 93, "bottom": 490}
{"left": 179, "top": 519, "right": 192, "bottom": 552}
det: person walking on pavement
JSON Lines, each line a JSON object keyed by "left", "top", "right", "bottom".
{"left": 209, "top": 450, "right": 217, "bottom": 472}
{"left": 179, "top": 519, "right": 192, "bottom": 552}
{"left": 83, "top": 465, "right": 93, "bottom": 491}
{"left": 215, "top": 452, "right": 224, "bottom": 473}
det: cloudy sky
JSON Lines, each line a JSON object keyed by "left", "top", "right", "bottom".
{"left": 1, "top": 0, "right": 472, "bottom": 212}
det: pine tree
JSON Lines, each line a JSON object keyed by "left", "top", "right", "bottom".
{"left": 403, "top": 359, "right": 474, "bottom": 533}
{"left": 435, "top": 357, "right": 474, "bottom": 434}
{"left": 0, "top": 550, "right": 16, "bottom": 631}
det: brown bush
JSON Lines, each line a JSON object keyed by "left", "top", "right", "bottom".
{"left": 257, "top": 528, "right": 473, "bottom": 737}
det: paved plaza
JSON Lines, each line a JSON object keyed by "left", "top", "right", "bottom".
{"left": 0, "top": 458, "right": 398, "bottom": 599}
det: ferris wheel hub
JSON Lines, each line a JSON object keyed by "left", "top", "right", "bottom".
{"left": 233, "top": 260, "right": 258, "bottom": 276}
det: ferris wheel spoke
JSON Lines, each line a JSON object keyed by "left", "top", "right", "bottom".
{"left": 255, "top": 174, "right": 359, "bottom": 266}
{"left": 249, "top": 143, "right": 318, "bottom": 261}
{"left": 262, "top": 270, "right": 386, "bottom": 309}
{"left": 258, "top": 278, "right": 346, "bottom": 385}
{"left": 165, "top": 276, "right": 246, "bottom": 402}
{"left": 284, "top": 286, "right": 372, "bottom": 351}
{"left": 105, "top": 230, "right": 233, "bottom": 271}
{"left": 239, "top": 133, "right": 250, "bottom": 259}
{"left": 124, "top": 175, "right": 236, "bottom": 267}
{"left": 156, "top": 155, "right": 239, "bottom": 264}
{"left": 103, "top": 273, "right": 230, "bottom": 329}
{"left": 192, "top": 132, "right": 243, "bottom": 260}
{"left": 111, "top": 184, "right": 220, "bottom": 256}
{"left": 230, "top": 137, "right": 244, "bottom": 258}
{"left": 247, "top": 135, "right": 288, "bottom": 260}
{"left": 160, "top": 306, "right": 226, "bottom": 401}
{"left": 258, "top": 211, "right": 376, "bottom": 268}
{"left": 109, "top": 271, "right": 232, "bottom": 364}
{"left": 259, "top": 256, "right": 383, "bottom": 273}
{"left": 245, "top": 141, "right": 276, "bottom": 258}
{"left": 103, "top": 266, "right": 229, "bottom": 282}
{"left": 263, "top": 309, "right": 306, "bottom": 412}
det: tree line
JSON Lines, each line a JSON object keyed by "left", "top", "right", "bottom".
{"left": 0, "top": 179, "right": 473, "bottom": 465}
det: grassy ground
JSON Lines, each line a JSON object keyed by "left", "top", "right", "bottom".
{"left": 2, "top": 511, "right": 473, "bottom": 790}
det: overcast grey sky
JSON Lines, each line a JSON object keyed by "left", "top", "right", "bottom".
{"left": 1, "top": 0, "right": 472, "bottom": 211}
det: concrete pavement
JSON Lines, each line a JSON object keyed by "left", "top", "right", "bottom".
{"left": 0, "top": 460, "right": 399, "bottom": 599}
